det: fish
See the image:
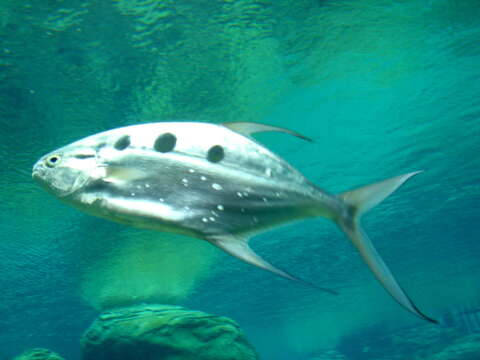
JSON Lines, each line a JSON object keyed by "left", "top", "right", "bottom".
{"left": 32, "top": 121, "right": 437, "bottom": 323}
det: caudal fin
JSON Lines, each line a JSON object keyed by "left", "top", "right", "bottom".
{"left": 337, "top": 172, "right": 437, "bottom": 323}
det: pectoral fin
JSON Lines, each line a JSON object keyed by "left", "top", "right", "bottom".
{"left": 103, "top": 165, "right": 147, "bottom": 183}
{"left": 207, "top": 234, "right": 337, "bottom": 295}
{"left": 222, "top": 121, "right": 312, "bottom": 142}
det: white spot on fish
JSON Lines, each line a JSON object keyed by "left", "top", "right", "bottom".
{"left": 200, "top": 176, "right": 207, "bottom": 181}
{"left": 202, "top": 217, "right": 208, "bottom": 223}
{"left": 265, "top": 168, "right": 272, "bottom": 177}
{"left": 211, "top": 210, "right": 219, "bottom": 217}
{"left": 184, "top": 206, "right": 190, "bottom": 210}
{"left": 243, "top": 192, "right": 249, "bottom": 197}
{"left": 217, "top": 205, "right": 224, "bottom": 211}
{"left": 209, "top": 217, "right": 215, "bottom": 222}
{"left": 182, "top": 178, "right": 188, "bottom": 184}
{"left": 237, "top": 192, "right": 243, "bottom": 198}
{"left": 275, "top": 192, "right": 281, "bottom": 197}
{"left": 145, "top": 183, "right": 150, "bottom": 188}
{"left": 131, "top": 192, "right": 136, "bottom": 196}
{"left": 188, "top": 169, "right": 195, "bottom": 173}
{"left": 159, "top": 198, "right": 165, "bottom": 202}
{"left": 136, "top": 185, "right": 141, "bottom": 189}
{"left": 212, "top": 183, "right": 223, "bottom": 191}
{"left": 262, "top": 197, "right": 268, "bottom": 202}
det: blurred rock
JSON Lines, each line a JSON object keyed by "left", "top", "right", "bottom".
{"left": 310, "top": 349, "right": 348, "bottom": 359}
{"left": 425, "top": 333, "right": 480, "bottom": 360}
{"left": 337, "top": 321, "right": 480, "bottom": 360}
{"left": 12, "top": 348, "right": 65, "bottom": 360}
{"left": 338, "top": 322, "right": 462, "bottom": 360}
{"left": 81, "top": 304, "right": 258, "bottom": 360}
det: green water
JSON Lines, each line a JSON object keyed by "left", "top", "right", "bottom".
{"left": 1, "top": 1, "right": 479, "bottom": 359}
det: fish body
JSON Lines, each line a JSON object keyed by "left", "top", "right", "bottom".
{"left": 34, "top": 122, "right": 340, "bottom": 236}
{"left": 33, "top": 121, "right": 436, "bottom": 323}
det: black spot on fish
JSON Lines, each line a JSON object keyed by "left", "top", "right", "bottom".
{"left": 154, "top": 133, "right": 176, "bottom": 153}
{"left": 75, "top": 154, "right": 95, "bottom": 159}
{"left": 114, "top": 135, "right": 130, "bottom": 150}
{"left": 207, "top": 145, "right": 224, "bottom": 163}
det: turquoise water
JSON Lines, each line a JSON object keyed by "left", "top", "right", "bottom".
{"left": 1, "top": 1, "right": 479, "bottom": 359}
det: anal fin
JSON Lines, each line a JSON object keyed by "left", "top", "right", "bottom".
{"left": 207, "top": 234, "right": 337, "bottom": 295}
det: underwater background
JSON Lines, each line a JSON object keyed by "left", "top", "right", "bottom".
{"left": 1, "top": 0, "right": 479, "bottom": 359}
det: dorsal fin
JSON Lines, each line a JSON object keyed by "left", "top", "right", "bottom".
{"left": 222, "top": 121, "right": 313, "bottom": 142}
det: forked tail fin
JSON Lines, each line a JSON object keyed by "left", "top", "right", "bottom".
{"left": 337, "top": 172, "right": 437, "bottom": 323}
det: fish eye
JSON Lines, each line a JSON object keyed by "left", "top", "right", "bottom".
{"left": 45, "top": 154, "right": 61, "bottom": 167}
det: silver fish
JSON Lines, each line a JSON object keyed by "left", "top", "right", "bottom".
{"left": 32, "top": 121, "right": 436, "bottom": 323}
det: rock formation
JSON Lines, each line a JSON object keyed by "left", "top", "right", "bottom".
{"left": 12, "top": 348, "right": 65, "bottom": 360}
{"left": 81, "top": 304, "right": 258, "bottom": 360}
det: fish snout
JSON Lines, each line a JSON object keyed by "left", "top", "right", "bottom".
{"left": 32, "top": 161, "right": 46, "bottom": 181}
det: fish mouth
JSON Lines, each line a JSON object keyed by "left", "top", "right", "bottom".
{"left": 32, "top": 169, "right": 42, "bottom": 180}
{"left": 32, "top": 168, "right": 42, "bottom": 178}
{"left": 32, "top": 163, "right": 45, "bottom": 181}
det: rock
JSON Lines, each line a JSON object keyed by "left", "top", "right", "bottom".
{"left": 425, "top": 333, "right": 480, "bottom": 360}
{"left": 81, "top": 304, "right": 258, "bottom": 360}
{"left": 310, "top": 349, "right": 348, "bottom": 359}
{"left": 337, "top": 323, "right": 462, "bottom": 360}
{"left": 11, "top": 348, "right": 65, "bottom": 360}
{"left": 336, "top": 321, "right": 480, "bottom": 360}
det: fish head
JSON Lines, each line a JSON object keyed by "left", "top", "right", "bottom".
{"left": 32, "top": 143, "right": 101, "bottom": 198}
